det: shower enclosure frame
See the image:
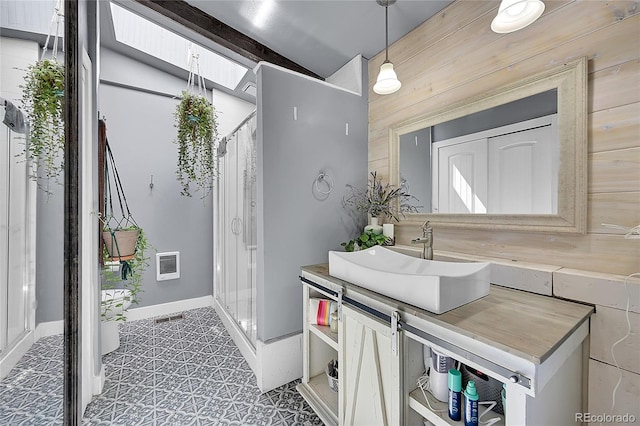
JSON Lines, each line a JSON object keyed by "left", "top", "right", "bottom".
{"left": 213, "top": 110, "right": 258, "bottom": 371}
{"left": 0, "top": 104, "right": 38, "bottom": 380}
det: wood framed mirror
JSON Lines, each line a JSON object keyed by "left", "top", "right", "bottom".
{"left": 389, "top": 57, "right": 587, "bottom": 234}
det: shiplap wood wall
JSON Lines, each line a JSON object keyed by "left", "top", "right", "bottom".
{"left": 368, "top": 0, "right": 639, "bottom": 276}
{"left": 368, "top": 0, "right": 639, "bottom": 418}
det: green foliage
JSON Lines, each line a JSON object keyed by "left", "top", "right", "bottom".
{"left": 342, "top": 171, "right": 420, "bottom": 222}
{"left": 341, "top": 230, "right": 390, "bottom": 252}
{"left": 20, "top": 59, "right": 65, "bottom": 190}
{"left": 174, "top": 90, "right": 219, "bottom": 198}
{"left": 101, "top": 225, "right": 152, "bottom": 321}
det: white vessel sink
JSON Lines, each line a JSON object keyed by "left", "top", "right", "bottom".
{"left": 328, "top": 246, "right": 490, "bottom": 314}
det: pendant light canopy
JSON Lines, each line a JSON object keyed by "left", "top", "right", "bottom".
{"left": 491, "top": 0, "right": 545, "bottom": 33}
{"left": 373, "top": 0, "right": 401, "bottom": 95}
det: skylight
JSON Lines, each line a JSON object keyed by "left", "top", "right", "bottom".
{"left": 110, "top": 2, "right": 248, "bottom": 91}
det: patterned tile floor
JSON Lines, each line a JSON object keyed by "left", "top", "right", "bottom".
{"left": 0, "top": 307, "right": 323, "bottom": 425}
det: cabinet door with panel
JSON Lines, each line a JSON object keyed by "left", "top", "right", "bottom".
{"left": 339, "top": 305, "right": 401, "bottom": 426}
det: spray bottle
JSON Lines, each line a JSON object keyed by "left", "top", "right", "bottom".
{"left": 463, "top": 380, "right": 479, "bottom": 426}
{"left": 448, "top": 368, "right": 462, "bottom": 421}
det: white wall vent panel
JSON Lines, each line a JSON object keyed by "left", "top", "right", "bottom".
{"left": 156, "top": 252, "right": 180, "bottom": 281}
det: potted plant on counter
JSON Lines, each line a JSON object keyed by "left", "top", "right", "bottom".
{"left": 341, "top": 229, "right": 390, "bottom": 252}
{"left": 343, "top": 171, "right": 420, "bottom": 225}
{"left": 340, "top": 171, "right": 420, "bottom": 251}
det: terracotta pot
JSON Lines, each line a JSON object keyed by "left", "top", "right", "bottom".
{"left": 102, "top": 229, "right": 139, "bottom": 258}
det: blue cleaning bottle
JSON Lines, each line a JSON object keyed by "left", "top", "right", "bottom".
{"left": 448, "top": 368, "right": 462, "bottom": 421}
{"left": 464, "top": 380, "right": 479, "bottom": 426}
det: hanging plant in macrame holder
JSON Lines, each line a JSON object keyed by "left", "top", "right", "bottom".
{"left": 20, "top": 1, "right": 65, "bottom": 192}
{"left": 174, "top": 50, "right": 220, "bottom": 198}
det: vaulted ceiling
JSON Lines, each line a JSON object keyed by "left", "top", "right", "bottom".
{"left": 180, "top": 0, "right": 453, "bottom": 79}
{"left": 1, "top": 0, "right": 454, "bottom": 101}
{"left": 117, "top": 0, "right": 453, "bottom": 99}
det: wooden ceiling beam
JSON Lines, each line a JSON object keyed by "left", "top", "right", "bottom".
{"left": 133, "top": 0, "right": 322, "bottom": 80}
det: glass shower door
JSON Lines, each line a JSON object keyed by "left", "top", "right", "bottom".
{"left": 216, "top": 112, "right": 257, "bottom": 347}
{"left": 236, "top": 118, "right": 257, "bottom": 345}
{"left": 0, "top": 116, "right": 29, "bottom": 361}
{"left": 223, "top": 130, "right": 239, "bottom": 328}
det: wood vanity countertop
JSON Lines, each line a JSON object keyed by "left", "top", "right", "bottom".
{"left": 301, "top": 263, "right": 594, "bottom": 365}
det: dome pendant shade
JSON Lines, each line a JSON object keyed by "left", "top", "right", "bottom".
{"left": 373, "top": 61, "right": 401, "bottom": 95}
{"left": 373, "top": 0, "right": 401, "bottom": 95}
{"left": 491, "top": 0, "right": 545, "bottom": 33}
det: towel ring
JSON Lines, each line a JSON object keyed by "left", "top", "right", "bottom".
{"left": 315, "top": 171, "right": 334, "bottom": 196}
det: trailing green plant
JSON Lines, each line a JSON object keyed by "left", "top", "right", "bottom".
{"left": 342, "top": 171, "right": 420, "bottom": 221}
{"left": 20, "top": 58, "right": 65, "bottom": 189}
{"left": 174, "top": 90, "right": 219, "bottom": 198}
{"left": 341, "top": 230, "right": 390, "bottom": 252}
{"left": 101, "top": 224, "right": 152, "bottom": 321}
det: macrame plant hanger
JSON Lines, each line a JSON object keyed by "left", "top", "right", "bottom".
{"left": 179, "top": 45, "right": 220, "bottom": 195}
{"left": 103, "top": 138, "right": 139, "bottom": 279}
{"left": 42, "top": 0, "right": 64, "bottom": 62}
{"left": 33, "top": 0, "right": 64, "bottom": 195}
{"left": 186, "top": 45, "right": 207, "bottom": 96}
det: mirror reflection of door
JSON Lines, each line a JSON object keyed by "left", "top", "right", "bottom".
{"left": 434, "top": 138, "right": 488, "bottom": 214}
{"left": 488, "top": 119, "right": 558, "bottom": 214}
{"left": 432, "top": 114, "right": 558, "bottom": 214}
{"left": 399, "top": 89, "right": 559, "bottom": 215}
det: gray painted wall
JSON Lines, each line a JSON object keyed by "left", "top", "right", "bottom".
{"left": 98, "top": 49, "right": 255, "bottom": 309}
{"left": 35, "top": 188, "right": 64, "bottom": 323}
{"left": 433, "top": 89, "right": 557, "bottom": 141}
{"left": 400, "top": 127, "right": 431, "bottom": 213}
{"left": 36, "top": 47, "right": 254, "bottom": 322}
{"left": 256, "top": 62, "right": 368, "bottom": 342}
{"left": 99, "top": 84, "right": 215, "bottom": 308}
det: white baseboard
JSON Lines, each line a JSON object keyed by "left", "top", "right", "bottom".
{"left": 35, "top": 320, "right": 64, "bottom": 339}
{"left": 214, "top": 298, "right": 257, "bottom": 374}
{"left": 256, "top": 332, "right": 303, "bottom": 393}
{"left": 32, "top": 296, "right": 213, "bottom": 338}
{"left": 125, "top": 295, "right": 213, "bottom": 321}
{"left": 0, "top": 331, "right": 35, "bottom": 379}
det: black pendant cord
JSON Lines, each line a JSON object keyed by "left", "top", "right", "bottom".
{"left": 63, "top": 0, "right": 79, "bottom": 424}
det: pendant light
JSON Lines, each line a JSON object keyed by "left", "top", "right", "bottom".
{"left": 491, "top": 0, "right": 545, "bottom": 33}
{"left": 373, "top": 0, "right": 401, "bottom": 95}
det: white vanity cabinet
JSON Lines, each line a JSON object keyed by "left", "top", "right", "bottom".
{"left": 297, "top": 277, "right": 340, "bottom": 426}
{"left": 340, "top": 304, "right": 401, "bottom": 425}
{"left": 299, "top": 264, "right": 593, "bottom": 426}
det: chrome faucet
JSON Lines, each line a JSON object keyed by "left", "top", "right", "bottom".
{"left": 411, "top": 220, "right": 433, "bottom": 260}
